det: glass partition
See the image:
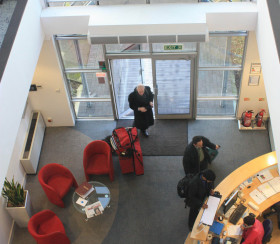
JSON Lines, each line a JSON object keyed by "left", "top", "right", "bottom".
{"left": 197, "top": 34, "right": 246, "bottom": 118}
{"left": 198, "top": 70, "right": 241, "bottom": 97}
{"left": 199, "top": 36, "right": 245, "bottom": 67}
{"left": 105, "top": 44, "right": 149, "bottom": 54}
{"left": 56, "top": 37, "right": 113, "bottom": 119}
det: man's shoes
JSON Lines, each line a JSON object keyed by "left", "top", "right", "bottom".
{"left": 141, "top": 130, "right": 149, "bottom": 137}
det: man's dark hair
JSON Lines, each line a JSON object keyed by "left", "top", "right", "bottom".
{"left": 244, "top": 215, "right": 255, "bottom": 226}
{"left": 192, "top": 136, "right": 203, "bottom": 145}
{"left": 202, "top": 169, "right": 216, "bottom": 181}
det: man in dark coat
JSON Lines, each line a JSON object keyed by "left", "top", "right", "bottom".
{"left": 183, "top": 136, "right": 220, "bottom": 176}
{"left": 128, "top": 84, "right": 154, "bottom": 137}
{"left": 187, "top": 169, "right": 216, "bottom": 230}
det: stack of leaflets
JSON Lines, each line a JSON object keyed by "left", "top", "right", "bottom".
{"left": 75, "top": 182, "right": 95, "bottom": 199}
{"left": 268, "top": 176, "right": 280, "bottom": 193}
{"left": 258, "top": 182, "right": 277, "bottom": 198}
{"left": 256, "top": 170, "right": 273, "bottom": 183}
{"left": 85, "top": 201, "right": 104, "bottom": 218}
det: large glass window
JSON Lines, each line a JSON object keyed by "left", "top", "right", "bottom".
{"left": 56, "top": 37, "right": 114, "bottom": 119}
{"left": 65, "top": 72, "right": 111, "bottom": 98}
{"left": 198, "top": 70, "right": 241, "bottom": 97}
{"left": 197, "top": 34, "right": 246, "bottom": 117}
{"left": 106, "top": 44, "right": 149, "bottom": 54}
{"left": 199, "top": 36, "right": 245, "bottom": 67}
{"left": 55, "top": 32, "right": 246, "bottom": 120}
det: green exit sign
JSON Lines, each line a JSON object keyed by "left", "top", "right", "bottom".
{"left": 164, "top": 45, "right": 183, "bottom": 50}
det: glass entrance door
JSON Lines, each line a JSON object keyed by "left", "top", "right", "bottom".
{"left": 109, "top": 56, "right": 194, "bottom": 119}
{"left": 153, "top": 58, "right": 194, "bottom": 119}
{"left": 109, "top": 58, "right": 153, "bottom": 118}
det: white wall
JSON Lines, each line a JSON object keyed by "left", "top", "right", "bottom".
{"left": 237, "top": 31, "right": 269, "bottom": 119}
{"left": 0, "top": 0, "right": 44, "bottom": 243}
{"left": 29, "top": 40, "right": 75, "bottom": 127}
{"left": 41, "top": 3, "right": 257, "bottom": 37}
{"left": 256, "top": 0, "right": 280, "bottom": 169}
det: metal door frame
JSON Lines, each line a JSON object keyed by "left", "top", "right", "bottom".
{"left": 106, "top": 53, "right": 196, "bottom": 120}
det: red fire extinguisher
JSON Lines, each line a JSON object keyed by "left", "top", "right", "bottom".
{"left": 255, "top": 109, "right": 265, "bottom": 127}
{"left": 242, "top": 110, "right": 253, "bottom": 127}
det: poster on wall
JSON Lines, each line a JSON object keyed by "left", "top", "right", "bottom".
{"left": 250, "top": 63, "right": 261, "bottom": 74}
{"left": 248, "top": 75, "right": 260, "bottom": 86}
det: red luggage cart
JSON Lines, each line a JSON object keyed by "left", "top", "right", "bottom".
{"left": 111, "top": 127, "right": 144, "bottom": 175}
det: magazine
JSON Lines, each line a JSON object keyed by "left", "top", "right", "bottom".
{"left": 85, "top": 201, "right": 104, "bottom": 219}
{"left": 75, "top": 182, "right": 94, "bottom": 198}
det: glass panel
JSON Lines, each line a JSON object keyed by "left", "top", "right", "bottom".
{"left": 152, "top": 43, "right": 196, "bottom": 53}
{"left": 78, "top": 41, "right": 104, "bottom": 68}
{"left": 73, "top": 101, "right": 113, "bottom": 118}
{"left": 156, "top": 59, "right": 191, "bottom": 115}
{"left": 198, "top": 70, "right": 241, "bottom": 97}
{"left": 110, "top": 58, "right": 153, "bottom": 118}
{"left": 58, "top": 40, "right": 104, "bottom": 69}
{"left": 66, "top": 72, "right": 110, "bottom": 98}
{"left": 106, "top": 44, "right": 149, "bottom": 53}
{"left": 199, "top": 36, "right": 245, "bottom": 67}
{"left": 58, "top": 40, "right": 79, "bottom": 68}
{"left": 197, "top": 100, "right": 236, "bottom": 116}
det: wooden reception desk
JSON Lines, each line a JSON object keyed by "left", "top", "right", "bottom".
{"left": 185, "top": 151, "right": 279, "bottom": 244}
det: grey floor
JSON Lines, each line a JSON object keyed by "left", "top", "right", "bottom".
{"left": 11, "top": 119, "right": 271, "bottom": 244}
{"left": 0, "top": 0, "right": 16, "bottom": 48}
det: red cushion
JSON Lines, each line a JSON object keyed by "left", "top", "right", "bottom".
{"left": 37, "top": 215, "right": 65, "bottom": 235}
{"left": 47, "top": 175, "right": 73, "bottom": 198}
{"left": 86, "top": 154, "right": 108, "bottom": 173}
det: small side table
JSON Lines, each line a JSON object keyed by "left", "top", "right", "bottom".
{"left": 72, "top": 181, "right": 111, "bottom": 219}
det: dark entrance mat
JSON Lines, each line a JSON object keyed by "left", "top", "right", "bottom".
{"left": 116, "top": 119, "right": 188, "bottom": 156}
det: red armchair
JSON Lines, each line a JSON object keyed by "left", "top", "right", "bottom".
{"left": 83, "top": 140, "right": 114, "bottom": 182}
{"left": 38, "top": 163, "right": 78, "bottom": 208}
{"left": 28, "top": 209, "right": 70, "bottom": 244}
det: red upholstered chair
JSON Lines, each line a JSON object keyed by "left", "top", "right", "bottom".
{"left": 83, "top": 140, "right": 114, "bottom": 182}
{"left": 28, "top": 209, "right": 70, "bottom": 244}
{"left": 38, "top": 163, "right": 78, "bottom": 208}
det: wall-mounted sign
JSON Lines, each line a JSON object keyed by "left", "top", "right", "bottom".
{"left": 248, "top": 75, "right": 260, "bottom": 86}
{"left": 164, "top": 45, "right": 183, "bottom": 50}
{"left": 98, "top": 61, "right": 107, "bottom": 71}
{"left": 96, "top": 72, "right": 106, "bottom": 77}
{"left": 98, "top": 77, "right": 105, "bottom": 84}
{"left": 250, "top": 63, "right": 261, "bottom": 74}
{"left": 244, "top": 98, "right": 250, "bottom": 101}
{"left": 259, "top": 98, "right": 265, "bottom": 101}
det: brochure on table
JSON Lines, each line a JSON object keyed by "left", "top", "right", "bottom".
{"left": 76, "top": 197, "right": 88, "bottom": 207}
{"left": 85, "top": 201, "right": 104, "bottom": 219}
{"left": 256, "top": 170, "right": 273, "bottom": 183}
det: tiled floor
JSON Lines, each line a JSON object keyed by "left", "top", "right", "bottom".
{"left": 0, "top": 0, "right": 17, "bottom": 48}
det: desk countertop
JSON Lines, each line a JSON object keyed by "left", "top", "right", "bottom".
{"left": 187, "top": 151, "right": 278, "bottom": 243}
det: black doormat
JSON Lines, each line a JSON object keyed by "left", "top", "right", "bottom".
{"left": 116, "top": 119, "right": 188, "bottom": 156}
